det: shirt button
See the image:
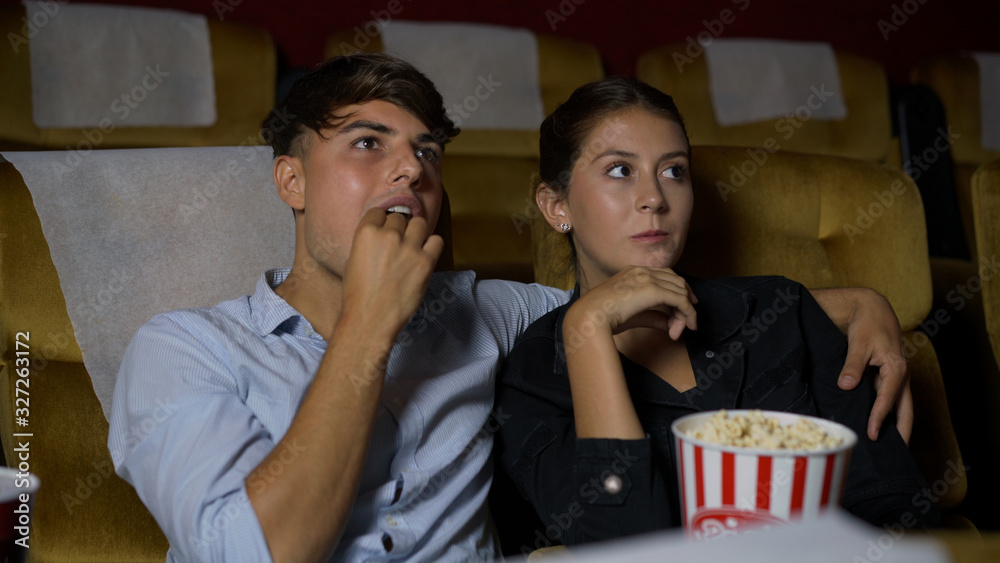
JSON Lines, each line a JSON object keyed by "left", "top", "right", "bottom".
{"left": 705, "top": 350, "right": 715, "bottom": 358}
{"left": 386, "top": 515, "right": 397, "bottom": 526}
{"left": 603, "top": 475, "right": 622, "bottom": 494}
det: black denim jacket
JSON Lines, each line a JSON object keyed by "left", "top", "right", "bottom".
{"left": 493, "top": 275, "right": 939, "bottom": 549}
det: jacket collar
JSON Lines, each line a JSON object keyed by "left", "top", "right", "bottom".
{"left": 552, "top": 273, "right": 753, "bottom": 376}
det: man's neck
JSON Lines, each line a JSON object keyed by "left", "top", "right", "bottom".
{"left": 274, "top": 261, "right": 344, "bottom": 341}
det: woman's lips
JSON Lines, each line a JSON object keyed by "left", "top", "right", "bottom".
{"left": 631, "top": 230, "right": 670, "bottom": 243}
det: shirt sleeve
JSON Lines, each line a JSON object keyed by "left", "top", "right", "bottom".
{"left": 472, "top": 278, "right": 571, "bottom": 359}
{"left": 494, "top": 332, "right": 673, "bottom": 546}
{"left": 796, "top": 285, "right": 941, "bottom": 528}
{"left": 107, "top": 313, "right": 275, "bottom": 562}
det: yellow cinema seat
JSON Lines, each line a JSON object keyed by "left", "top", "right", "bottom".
{"left": 637, "top": 44, "right": 895, "bottom": 164}
{"left": 0, "top": 144, "right": 458, "bottom": 562}
{"left": 326, "top": 25, "right": 604, "bottom": 282}
{"left": 0, "top": 5, "right": 276, "bottom": 151}
{"left": 534, "top": 147, "right": 968, "bottom": 525}
{"left": 911, "top": 55, "right": 1000, "bottom": 529}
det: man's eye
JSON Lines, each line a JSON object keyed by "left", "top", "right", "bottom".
{"left": 607, "top": 163, "right": 632, "bottom": 178}
{"left": 352, "top": 137, "right": 380, "bottom": 150}
{"left": 416, "top": 147, "right": 441, "bottom": 162}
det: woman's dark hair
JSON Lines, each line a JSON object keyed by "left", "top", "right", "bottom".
{"left": 262, "top": 52, "right": 460, "bottom": 158}
{"left": 539, "top": 76, "right": 688, "bottom": 195}
{"left": 538, "top": 76, "right": 689, "bottom": 274}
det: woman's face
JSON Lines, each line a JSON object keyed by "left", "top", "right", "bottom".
{"left": 556, "top": 109, "right": 693, "bottom": 289}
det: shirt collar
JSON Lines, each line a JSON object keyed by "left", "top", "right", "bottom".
{"left": 247, "top": 268, "right": 321, "bottom": 339}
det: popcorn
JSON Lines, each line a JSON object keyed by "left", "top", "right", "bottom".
{"left": 687, "top": 410, "right": 843, "bottom": 451}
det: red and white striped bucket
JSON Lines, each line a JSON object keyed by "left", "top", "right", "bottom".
{"left": 671, "top": 410, "right": 856, "bottom": 540}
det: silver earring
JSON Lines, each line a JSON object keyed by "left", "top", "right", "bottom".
{"left": 558, "top": 223, "right": 572, "bottom": 232}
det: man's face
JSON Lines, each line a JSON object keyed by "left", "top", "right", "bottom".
{"left": 293, "top": 99, "right": 444, "bottom": 279}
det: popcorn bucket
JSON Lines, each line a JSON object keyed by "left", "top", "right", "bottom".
{"left": 671, "top": 410, "right": 856, "bottom": 540}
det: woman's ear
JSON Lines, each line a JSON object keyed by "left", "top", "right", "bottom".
{"left": 274, "top": 155, "right": 305, "bottom": 212}
{"left": 536, "top": 182, "right": 570, "bottom": 232}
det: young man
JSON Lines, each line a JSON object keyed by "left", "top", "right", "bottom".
{"left": 108, "top": 53, "right": 913, "bottom": 562}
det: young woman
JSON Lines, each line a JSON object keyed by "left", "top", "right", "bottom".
{"left": 494, "top": 77, "right": 940, "bottom": 547}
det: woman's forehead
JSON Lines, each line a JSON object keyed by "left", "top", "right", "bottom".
{"left": 579, "top": 110, "right": 687, "bottom": 162}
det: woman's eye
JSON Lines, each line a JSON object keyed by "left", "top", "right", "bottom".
{"left": 608, "top": 164, "right": 632, "bottom": 178}
{"left": 416, "top": 147, "right": 441, "bottom": 162}
{"left": 352, "top": 137, "right": 380, "bottom": 150}
{"left": 663, "top": 165, "right": 686, "bottom": 179}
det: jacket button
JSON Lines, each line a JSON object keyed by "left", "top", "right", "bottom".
{"left": 705, "top": 350, "right": 715, "bottom": 358}
{"left": 603, "top": 475, "right": 622, "bottom": 494}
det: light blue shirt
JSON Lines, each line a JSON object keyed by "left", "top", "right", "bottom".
{"left": 108, "top": 268, "right": 568, "bottom": 562}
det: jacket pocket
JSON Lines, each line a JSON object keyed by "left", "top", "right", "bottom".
{"left": 743, "top": 343, "right": 816, "bottom": 414}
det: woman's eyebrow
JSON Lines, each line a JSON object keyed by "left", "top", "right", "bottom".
{"left": 591, "top": 149, "right": 638, "bottom": 163}
{"left": 590, "top": 149, "right": 690, "bottom": 163}
{"left": 659, "top": 150, "right": 690, "bottom": 161}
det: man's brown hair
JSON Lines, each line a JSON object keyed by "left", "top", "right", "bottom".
{"left": 262, "top": 52, "right": 461, "bottom": 158}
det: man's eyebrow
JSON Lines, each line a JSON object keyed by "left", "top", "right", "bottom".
{"left": 335, "top": 120, "right": 440, "bottom": 147}
{"left": 336, "top": 120, "right": 396, "bottom": 137}
{"left": 416, "top": 132, "right": 442, "bottom": 146}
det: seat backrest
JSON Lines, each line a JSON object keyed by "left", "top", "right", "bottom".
{"left": 913, "top": 55, "right": 1000, "bottom": 257}
{"left": 972, "top": 157, "right": 1000, "bottom": 371}
{"left": 326, "top": 24, "right": 604, "bottom": 282}
{"left": 0, "top": 143, "right": 463, "bottom": 559}
{"left": 536, "top": 147, "right": 931, "bottom": 330}
{"left": 532, "top": 146, "right": 966, "bottom": 511}
{"left": 0, "top": 5, "right": 276, "bottom": 150}
{"left": 913, "top": 55, "right": 1000, "bottom": 169}
{"left": 637, "top": 45, "right": 893, "bottom": 164}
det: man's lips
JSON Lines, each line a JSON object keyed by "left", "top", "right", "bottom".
{"left": 631, "top": 230, "right": 670, "bottom": 242}
{"left": 378, "top": 196, "right": 422, "bottom": 218}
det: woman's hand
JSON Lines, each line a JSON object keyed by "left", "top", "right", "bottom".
{"left": 564, "top": 267, "right": 697, "bottom": 440}
{"left": 571, "top": 266, "right": 698, "bottom": 340}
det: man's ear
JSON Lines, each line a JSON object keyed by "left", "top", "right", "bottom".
{"left": 274, "top": 155, "right": 305, "bottom": 211}
{"left": 536, "top": 182, "right": 569, "bottom": 232}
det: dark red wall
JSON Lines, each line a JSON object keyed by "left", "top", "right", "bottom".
{"left": 5, "top": 0, "right": 996, "bottom": 85}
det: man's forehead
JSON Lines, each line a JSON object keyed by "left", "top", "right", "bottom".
{"left": 328, "top": 100, "right": 434, "bottom": 138}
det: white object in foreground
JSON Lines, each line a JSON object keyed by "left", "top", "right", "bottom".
{"left": 514, "top": 509, "right": 952, "bottom": 563}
